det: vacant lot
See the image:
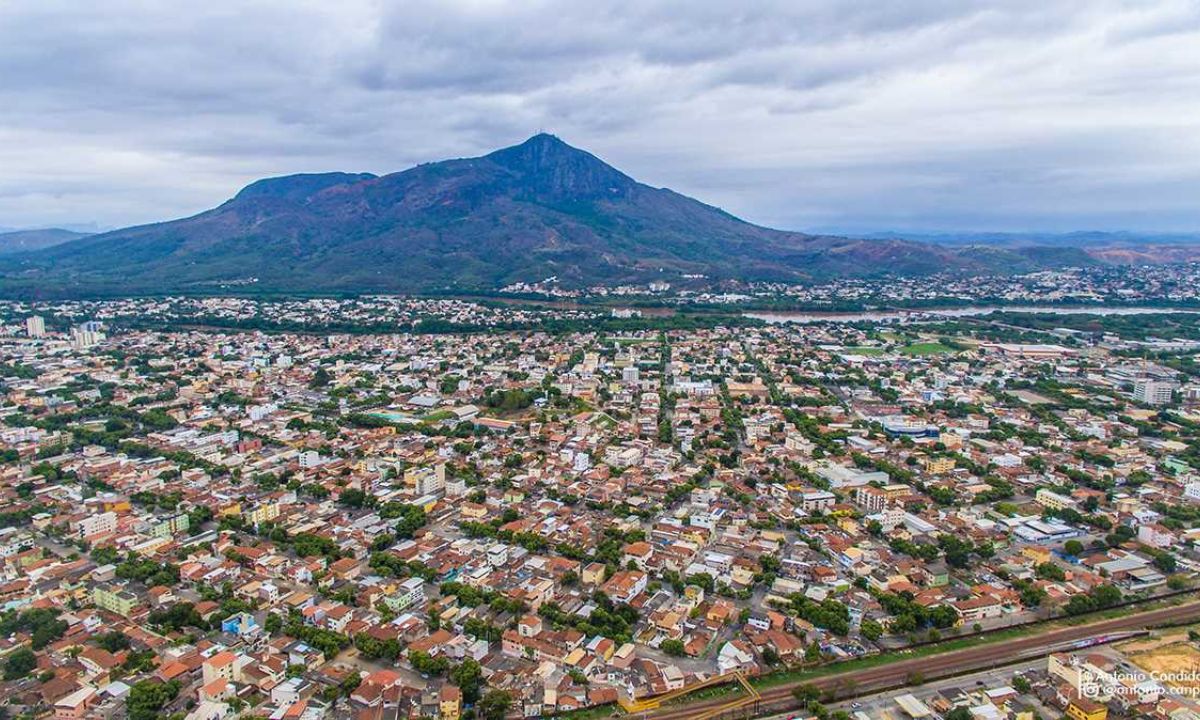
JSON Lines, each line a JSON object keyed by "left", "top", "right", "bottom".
{"left": 1126, "top": 638, "right": 1200, "bottom": 694}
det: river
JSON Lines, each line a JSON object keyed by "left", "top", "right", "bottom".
{"left": 745, "top": 305, "right": 1200, "bottom": 324}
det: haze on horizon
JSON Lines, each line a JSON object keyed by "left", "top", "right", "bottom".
{"left": 1, "top": 0, "right": 1198, "bottom": 236}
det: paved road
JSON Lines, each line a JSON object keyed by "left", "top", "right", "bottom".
{"left": 642, "top": 600, "right": 1200, "bottom": 720}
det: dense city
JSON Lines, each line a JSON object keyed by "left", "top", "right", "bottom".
{"left": 5, "top": 281, "right": 1200, "bottom": 720}
{"left": 4, "top": 0, "right": 1198, "bottom": 719}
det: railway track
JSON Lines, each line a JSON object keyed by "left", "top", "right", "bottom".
{"left": 642, "top": 600, "right": 1200, "bottom": 720}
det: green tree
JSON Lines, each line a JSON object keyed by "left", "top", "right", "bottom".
{"left": 309, "top": 366, "right": 332, "bottom": 389}
{"left": 0, "top": 608, "right": 68, "bottom": 650}
{"left": 3, "top": 647, "right": 36, "bottom": 680}
{"left": 338, "top": 488, "right": 373, "bottom": 509}
{"left": 126, "top": 679, "right": 181, "bottom": 720}
{"left": 1154, "top": 552, "right": 1177, "bottom": 574}
{"left": 449, "top": 659, "right": 484, "bottom": 704}
{"left": 477, "top": 690, "right": 512, "bottom": 720}
{"left": 792, "top": 684, "right": 822, "bottom": 705}
{"left": 860, "top": 618, "right": 884, "bottom": 641}
{"left": 409, "top": 650, "right": 449, "bottom": 676}
{"left": 94, "top": 630, "right": 132, "bottom": 653}
{"left": 1035, "top": 562, "right": 1066, "bottom": 581}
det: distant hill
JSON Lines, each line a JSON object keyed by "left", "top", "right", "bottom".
{"left": 0, "top": 135, "right": 1103, "bottom": 297}
{"left": 863, "top": 230, "right": 1200, "bottom": 248}
{"left": 0, "top": 228, "right": 90, "bottom": 255}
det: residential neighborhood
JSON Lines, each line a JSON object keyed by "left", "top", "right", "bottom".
{"left": 3, "top": 284, "right": 1200, "bottom": 720}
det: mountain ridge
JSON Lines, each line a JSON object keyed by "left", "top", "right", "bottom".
{"left": 0, "top": 134, "right": 1103, "bottom": 298}
{"left": 0, "top": 228, "right": 90, "bottom": 255}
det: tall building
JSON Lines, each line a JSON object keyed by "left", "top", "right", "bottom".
{"left": 75, "top": 511, "right": 117, "bottom": 539}
{"left": 69, "top": 321, "right": 105, "bottom": 350}
{"left": 1133, "top": 379, "right": 1174, "bottom": 406}
{"left": 92, "top": 585, "right": 138, "bottom": 617}
{"left": 405, "top": 463, "right": 446, "bottom": 495}
{"left": 25, "top": 315, "right": 45, "bottom": 338}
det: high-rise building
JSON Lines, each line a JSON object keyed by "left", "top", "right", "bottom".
{"left": 69, "top": 321, "right": 105, "bottom": 350}
{"left": 1133, "top": 379, "right": 1174, "bottom": 406}
{"left": 25, "top": 315, "right": 45, "bottom": 338}
{"left": 405, "top": 463, "right": 446, "bottom": 495}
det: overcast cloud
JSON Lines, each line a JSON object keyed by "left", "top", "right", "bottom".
{"left": 0, "top": 0, "right": 1198, "bottom": 233}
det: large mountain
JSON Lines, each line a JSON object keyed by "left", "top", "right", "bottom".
{"left": 0, "top": 134, "right": 1096, "bottom": 297}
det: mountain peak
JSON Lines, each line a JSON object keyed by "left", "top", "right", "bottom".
{"left": 0, "top": 134, "right": 1091, "bottom": 298}
{"left": 521, "top": 131, "right": 570, "bottom": 148}
{"left": 498, "top": 132, "right": 579, "bottom": 157}
{"left": 487, "top": 134, "right": 634, "bottom": 199}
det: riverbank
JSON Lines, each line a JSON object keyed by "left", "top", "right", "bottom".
{"left": 746, "top": 305, "right": 1200, "bottom": 324}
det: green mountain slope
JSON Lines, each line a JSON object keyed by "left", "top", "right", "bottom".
{"left": 0, "top": 135, "right": 1095, "bottom": 297}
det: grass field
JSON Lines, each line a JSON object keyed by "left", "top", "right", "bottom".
{"left": 840, "top": 342, "right": 956, "bottom": 357}
{"left": 900, "top": 342, "right": 956, "bottom": 356}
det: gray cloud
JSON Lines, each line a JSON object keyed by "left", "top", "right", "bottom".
{"left": 0, "top": 0, "right": 1196, "bottom": 233}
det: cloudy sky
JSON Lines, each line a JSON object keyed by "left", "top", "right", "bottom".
{"left": 1, "top": 0, "right": 1198, "bottom": 234}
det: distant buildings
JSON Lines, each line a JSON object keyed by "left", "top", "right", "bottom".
{"left": 982, "top": 343, "right": 1076, "bottom": 359}
{"left": 69, "top": 320, "right": 105, "bottom": 350}
{"left": 385, "top": 577, "right": 426, "bottom": 612}
{"left": 25, "top": 315, "right": 45, "bottom": 337}
{"left": 882, "top": 416, "right": 940, "bottom": 439}
{"left": 151, "top": 513, "right": 190, "bottom": 538}
{"left": 1035, "top": 488, "right": 1077, "bottom": 512}
{"left": 75, "top": 511, "right": 117, "bottom": 539}
{"left": 406, "top": 463, "right": 446, "bottom": 495}
{"left": 1133, "top": 379, "right": 1174, "bottom": 406}
{"left": 5, "top": 285, "right": 1200, "bottom": 718}
{"left": 92, "top": 585, "right": 138, "bottom": 617}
